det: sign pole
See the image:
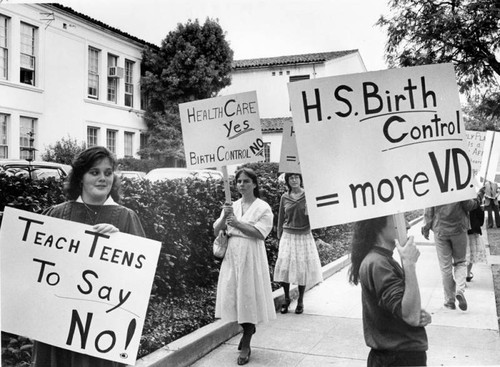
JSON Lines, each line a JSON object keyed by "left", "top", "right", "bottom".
{"left": 221, "top": 166, "right": 232, "bottom": 205}
{"left": 390, "top": 213, "right": 408, "bottom": 246}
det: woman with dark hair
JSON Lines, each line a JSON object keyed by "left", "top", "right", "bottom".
{"left": 213, "top": 167, "right": 275, "bottom": 365}
{"left": 273, "top": 173, "right": 322, "bottom": 314}
{"left": 349, "top": 215, "right": 431, "bottom": 367}
{"left": 31, "top": 146, "right": 145, "bottom": 367}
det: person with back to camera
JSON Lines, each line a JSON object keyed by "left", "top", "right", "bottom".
{"left": 213, "top": 167, "right": 276, "bottom": 365}
{"left": 31, "top": 146, "right": 146, "bottom": 367}
{"left": 466, "top": 204, "right": 486, "bottom": 282}
{"left": 273, "top": 172, "right": 323, "bottom": 314}
{"left": 349, "top": 215, "right": 432, "bottom": 367}
{"left": 421, "top": 187, "right": 485, "bottom": 311}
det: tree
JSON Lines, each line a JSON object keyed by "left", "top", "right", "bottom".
{"left": 41, "top": 136, "right": 86, "bottom": 164}
{"left": 140, "top": 18, "right": 233, "bottom": 163}
{"left": 377, "top": 0, "right": 500, "bottom": 95}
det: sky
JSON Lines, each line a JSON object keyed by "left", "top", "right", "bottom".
{"left": 5, "top": 0, "right": 392, "bottom": 71}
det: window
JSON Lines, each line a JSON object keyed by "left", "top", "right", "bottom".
{"left": 0, "top": 114, "right": 8, "bottom": 158}
{"left": 289, "top": 75, "right": 310, "bottom": 82}
{"left": 19, "top": 117, "right": 36, "bottom": 160}
{"left": 88, "top": 47, "right": 99, "bottom": 98}
{"left": 140, "top": 133, "right": 148, "bottom": 150}
{"left": 20, "top": 23, "right": 36, "bottom": 85}
{"left": 107, "top": 54, "right": 118, "bottom": 103}
{"left": 264, "top": 142, "right": 271, "bottom": 163}
{"left": 0, "top": 15, "right": 8, "bottom": 80}
{"left": 106, "top": 129, "right": 116, "bottom": 153}
{"left": 124, "top": 131, "right": 134, "bottom": 157}
{"left": 87, "top": 126, "right": 99, "bottom": 147}
{"left": 125, "top": 60, "right": 134, "bottom": 107}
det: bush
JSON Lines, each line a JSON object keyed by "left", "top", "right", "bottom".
{"left": 41, "top": 136, "right": 86, "bottom": 165}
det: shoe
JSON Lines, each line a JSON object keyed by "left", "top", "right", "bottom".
{"left": 295, "top": 303, "right": 304, "bottom": 314}
{"left": 456, "top": 293, "right": 468, "bottom": 311}
{"left": 237, "top": 348, "right": 251, "bottom": 365}
{"left": 444, "top": 301, "right": 456, "bottom": 310}
{"left": 280, "top": 298, "right": 291, "bottom": 314}
{"left": 466, "top": 273, "right": 474, "bottom": 282}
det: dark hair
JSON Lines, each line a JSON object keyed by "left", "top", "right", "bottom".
{"left": 284, "top": 173, "right": 303, "bottom": 193}
{"left": 348, "top": 215, "right": 388, "bottom": 285}
{"left": 64, "top": 146, "right": 121, "bottom": 202}
{"left": 235, "top": 167, "right": 260, "bottom": 198}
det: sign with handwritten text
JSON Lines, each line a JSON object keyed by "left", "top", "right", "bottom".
{"left": 279, "top": 118, "right": 301, "bottom": 173}
{"left": 288, "top": 63, "right": 476, "bottom": 228}
{"left": 0, "top": 207, "right": 161, "bottom": 365}
{"left": 466, "top": 130, "right": 486, "bottom": 180}
{"left": 478, "top": 130, "right": 500, "bottom": 182}
{"left": 179, "top": 91, "right": 264, "bottom": 169}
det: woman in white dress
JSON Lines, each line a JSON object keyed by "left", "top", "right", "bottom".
{"left": 213, "top": 168, "right": 276, "bottom": 365}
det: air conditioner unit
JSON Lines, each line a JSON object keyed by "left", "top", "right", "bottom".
{"left": 108, "top": 66, "right": 124, "bottom": 78}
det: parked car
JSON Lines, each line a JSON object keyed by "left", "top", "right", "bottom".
{"left": 0, "top": 160, "right": 71, "bottom": 180}
{"left": 144, "top": 168, "right": 223, "bottom": 182}
{"left": 119, "top": 170, "right": 146, "bottom": 180}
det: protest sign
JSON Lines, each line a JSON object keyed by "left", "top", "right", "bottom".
{"left": 179, "top": 91, "right": 265, "bottom": 170}
{"left": 466, "top": 130, "right": 486, "bottom": 180}
{"left": 0, "top": 207, "right": 161, "bottom": 365}
{"left": 478, "top": 130, "right": 500, "bottom": 182}
{"left": 278, "top": 118, "right": 301, "bottom": 173}
{"left": 288, "top": 63, "right": 476, "bottom": 229}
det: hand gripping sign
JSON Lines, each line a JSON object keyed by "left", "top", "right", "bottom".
{"left": 0, "top": 207, "right": 161, "bottom": 365}
{"left": 179, "top": 91, "right": 265, "bottom": 203}
{"left": 279, "top": 118, "right": 301, "bottom": 174}
{"left": 287, "top": 63, "right": 477, "bottom": 229}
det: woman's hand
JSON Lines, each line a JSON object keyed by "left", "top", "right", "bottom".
{"left": 222, "top": 203, "right": 233, "bottom": 218}
{"left": 419, "top": 309, "right": 432, "bottom": 327}
{"left": 225, "top": 213, "right": 240, "bottom": 229}
{"left": 93, "top": 223, "right": 119, "bottom": 234}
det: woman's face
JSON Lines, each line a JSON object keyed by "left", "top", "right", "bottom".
{"left": 288, "top": 174, "right": 302, "bottom": 188}
{"left": 81, "top": 157, "right": 114, "bottom": 204}
{"left": 236, "top": 172, "right": 256, "bottom": 197}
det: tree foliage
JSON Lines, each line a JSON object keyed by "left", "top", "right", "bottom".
{"left": 41, "top": 136, "right": 86, "bottom": 164}
{"left": 377, "top": 0, "right": 500, "bottom": 94}
{"left": 140, "top": 18, "right": 233, "bottom": 162}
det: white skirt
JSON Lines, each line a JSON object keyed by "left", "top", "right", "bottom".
{"left": 273, "top": 232, "right": 323, "bottom": 286}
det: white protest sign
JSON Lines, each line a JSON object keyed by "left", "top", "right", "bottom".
{"left": 0, "top": 207, "right": 161, "bottom": 365}
{"left": 179, "top": 91, "right": 264, "bottom": 169}
{"left": 279, "top": 118, "right": 301, "bottom": 173}
{"left": 466, "top": 130, "right": 486, "bottom": 180}
{"left": 478, "top": 130, "right": 500, "bottom": 182}
{"left": 288, "top": 63, "right": 476, "bottom": 229}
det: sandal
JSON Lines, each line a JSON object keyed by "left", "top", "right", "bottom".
{"left": 280, "top": 298, "right": 291, "bottom": 314}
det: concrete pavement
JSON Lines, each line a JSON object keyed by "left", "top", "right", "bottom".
{"left": 187, "top": 220, "right": 500, "bottom": 366}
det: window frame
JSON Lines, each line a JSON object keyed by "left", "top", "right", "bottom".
{"left": 20, "top": 22, "right": 36, "bottom": 86}
{"left": 19, "top": 116, "right": 36, "bottom": 160}
{"left": 87, "top": 126, "right": 99, "bottom": 147}
{"left": 124, "top": 131, "right": 134, "bottom": 157}
{"left": 0, "top": 15, "right": 8, "bottom": 80}
{"left": 107, "top": 54, "right": 118, "bottom": 103}
{"left": 0, "top": 113, "right": 8, "bottom": 158}
{"left": 106, "top": 129, "right": 117, "bottom": 153}
{"left": 124, "top": 59, "right": 134, "bottom": 107}
{"left": 88, "top": 47, "right": 100, "bottom": 99}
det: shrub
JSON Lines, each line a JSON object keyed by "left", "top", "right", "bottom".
{"left": 40, "top": 136, "right": 86, "bottom": 165}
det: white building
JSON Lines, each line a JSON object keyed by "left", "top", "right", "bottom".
{"left": 219, "top": 51, "right": 367, "bottom": 164}
{"left": 0, "top": 3, "right": 150, "bottom": 160}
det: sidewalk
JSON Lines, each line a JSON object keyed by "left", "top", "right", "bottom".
{"left": 187, "top": 221, "right": 500, "bottom": 367}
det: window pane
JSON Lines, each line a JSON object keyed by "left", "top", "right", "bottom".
{"left": 0, "top": 16, "right": 7, "bottom": 80}
{"left": 87, "top": 127, "right": 98, "bottom": 147}
{"left": 106, "top": 130, "right": 116, "bottom": 153}
{"left": 0, "top": 114, "right": 8, "bottom": 158}
{"left": 88, "top": 47, "right": 99, "bottom": 98}
{"left": 19, "top": 117, "right": 36, "bottom": 160}
{"left": 124, "top": 132, "right": 133, "bottom": 156}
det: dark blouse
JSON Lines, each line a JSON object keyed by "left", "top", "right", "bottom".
{"left": 31, "top": 201, "right": 145, "bottom": 367}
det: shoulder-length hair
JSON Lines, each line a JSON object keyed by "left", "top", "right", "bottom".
{"left": 235, "top": 167, "right": 260, "bottom": 198}
{"left": 64, "top": 146, "right": 121, "bottom": 202}
{"left": 348, "top": 215, "right": 388, "bottom": 285}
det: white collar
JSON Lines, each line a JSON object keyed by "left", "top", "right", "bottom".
{"left": 76, "top": 196, "right": 118, "bottom": 206}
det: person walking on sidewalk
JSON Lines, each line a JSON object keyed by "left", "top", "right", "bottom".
{"left": 484, "top": 180, "right": 500, "bottom": 228}
{"left": 213, "top": 168, "right": 276, "bottom": 365}
{"left": 349, "top": 215, "right": 431, "bottom": 367}
{"left": 421, "top": 188, "right": 485, "bottom": 311}
{"left": 466, "top": 205, "right": 486, "bottom": 282}
{"left": 273, "top": 173, "right": 323, "bottom": 314}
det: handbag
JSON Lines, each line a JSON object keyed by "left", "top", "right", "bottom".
{"left": 213, "top": 230, "right": 229, "bottom": 259}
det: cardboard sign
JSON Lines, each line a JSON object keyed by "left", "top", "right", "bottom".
{"left": 478, "top": 130, "right": 500, "bottom": 182}
{"left": 179, "top": 91, "right": 264, "bottom": 169}
{"left": 466, "top": 130, "right": 486, "bottom": 180}
{"left": 288, "top": 63, "right": 476, "bottom": 229}
{"left": 0, "top": 207, "right": 161, "bottom": 365}
{"left": 278, "top": 118, "right": 301, "bottom": 173}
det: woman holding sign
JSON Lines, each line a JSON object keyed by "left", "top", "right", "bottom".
{"left": 273, "top": 173, "right": 322, "bottom": 314}
{"left": 32, "top": 146, "right": 145, "bottom": 367}
{"left": 349, "top": 216, "right": 431, "bottom": 367}
{"left": 213, "top": 168, "right": 275, "bottom": 365}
